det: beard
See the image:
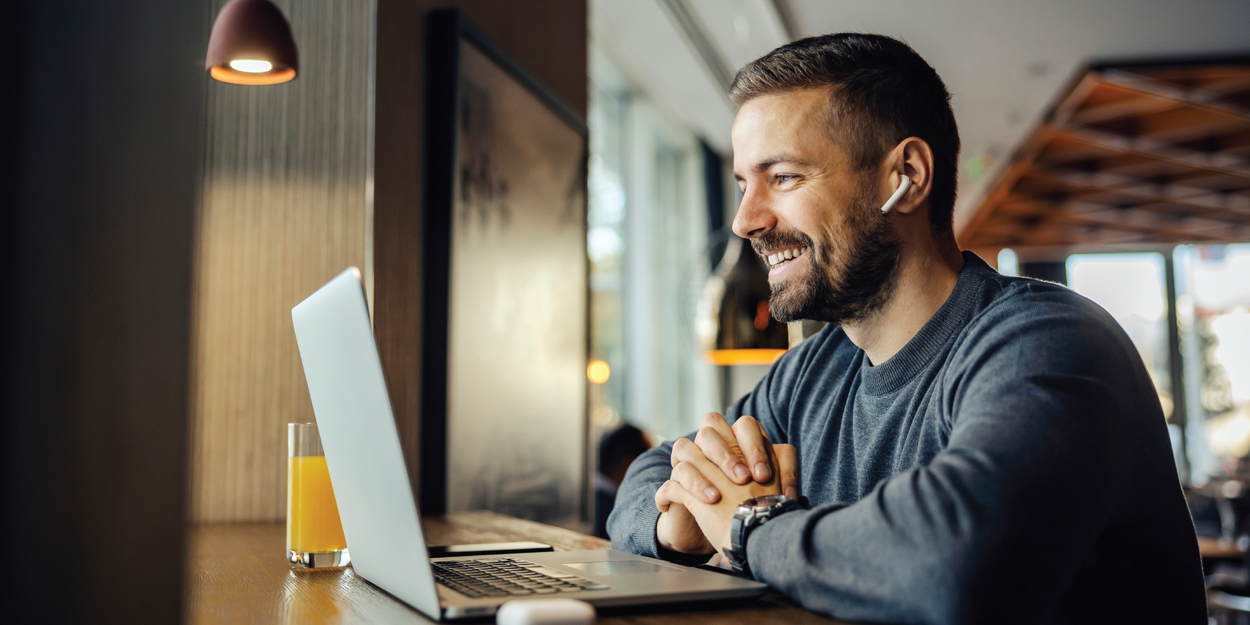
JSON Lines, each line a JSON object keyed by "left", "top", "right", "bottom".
{"left": 752, "top": 178, "right": 902, "bottom": 326}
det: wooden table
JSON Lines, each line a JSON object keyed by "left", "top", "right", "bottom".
{"left": 185, "top": 511, "right": 844, "bottom": 624}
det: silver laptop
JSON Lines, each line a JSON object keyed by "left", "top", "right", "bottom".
{"left": 291, "top": 268, "right": 767, "bottom": 620}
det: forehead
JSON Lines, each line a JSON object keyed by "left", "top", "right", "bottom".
{"left": 731, "top": 88, "right": 841, "bottom": 170}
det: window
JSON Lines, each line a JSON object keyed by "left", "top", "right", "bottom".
{"left": 1052, "top": 246, "right": 1250, "bottom": 486}
{"left": 1067, "top": 253, "right": 1173, "bottom": 419}
{"left": 588, "top": 49, "right": 719, "bottom": 445}
{"left": 1175, "top": 245, "right": 1250, "bottom": 485}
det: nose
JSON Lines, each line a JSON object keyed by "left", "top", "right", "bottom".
{"left": 731, "top": 184, "right": 776, "bottom": 239}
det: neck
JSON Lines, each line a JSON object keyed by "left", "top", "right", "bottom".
{"left": 842, "top": 240, "right": 964, "bottom": 366}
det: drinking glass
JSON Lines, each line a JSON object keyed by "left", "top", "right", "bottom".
{"left": 287, "top": 423, "right": 349, "bottom": 568}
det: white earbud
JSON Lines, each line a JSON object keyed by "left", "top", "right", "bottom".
{"left": 880, "top": 175, "right": 912, "bottom": 214}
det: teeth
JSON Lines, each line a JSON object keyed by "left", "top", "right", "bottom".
{"left": 768, "top": 248, "right": 799, "bottom": 267}
{"left": 766, "top": 246, "right": 810, "bottom": 267}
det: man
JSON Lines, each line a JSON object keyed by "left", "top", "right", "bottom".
{"left": 607, "top": 34, "right": 1206, "bottom": 624}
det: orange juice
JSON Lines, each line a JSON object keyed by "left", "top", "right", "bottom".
{"left": 286, "top": 455, "right": 347, "bottom": 554}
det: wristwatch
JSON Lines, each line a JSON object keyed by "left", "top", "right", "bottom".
{"left": 724, "top": 494, "right": 809, "bottom": 576}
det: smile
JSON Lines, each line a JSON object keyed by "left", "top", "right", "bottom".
{"left": 765, "top": 246, "right": 809, "bottom": 268}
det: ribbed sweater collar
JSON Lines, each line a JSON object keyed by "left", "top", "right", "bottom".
{"left": 858, "top": 252, "right": 990, "bottom": 396}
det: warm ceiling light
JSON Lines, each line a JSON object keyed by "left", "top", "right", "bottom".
{"left": 229, "top": 59, "right": 273, "bottom": 73}
{"left": 587, "top": 360, "right": 611, "bottom": 385}
{"left": 206, "top": 0, "right": 298, "bottom": 86}
{"left": 703, "top": 349, "right": 787, "bottom": 366}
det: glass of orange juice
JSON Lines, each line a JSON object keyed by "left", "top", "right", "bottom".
{"left": 287, "top": 423, "right": 349, "bottom": 568}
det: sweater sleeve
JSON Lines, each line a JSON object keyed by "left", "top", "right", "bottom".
{"left": 745, "top": 295, "right": 1144, "bottom": 625}
{"left": 604, "top": 438, "right": 675, "bottom": 560}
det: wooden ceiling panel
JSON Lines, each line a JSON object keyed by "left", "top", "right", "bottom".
{"left": 1168, "top": 170, "right": 1250, "bottom": 190}
{"left": 1179, "top": 129, "right": 1250, "bottom": 155}
{"left": 1034, "top": 141, "right": 1113, "bottom": 165}
{"left": 1095, "top": 159, "right": 1194, "bottom": 182}
{"left": 1130, "top": 66, "right": 1250, "bottom": 92}
{"left": 1090, "top": 108, "right": 1245, "bottom": 144}
{"left": 959, "top": 56, "right": 1250, "bottom": 249}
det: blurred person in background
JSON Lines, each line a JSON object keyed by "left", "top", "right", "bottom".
{"left": 595, "top": 424, "right": 651, "bottom": 538}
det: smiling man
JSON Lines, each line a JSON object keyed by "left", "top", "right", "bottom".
{"left": 607, "top": 34, "right": 1205, "bottom": 624}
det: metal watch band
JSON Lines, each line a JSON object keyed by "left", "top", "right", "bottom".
{"left": 724, "top": 494, "right": 808, "bottom": 575}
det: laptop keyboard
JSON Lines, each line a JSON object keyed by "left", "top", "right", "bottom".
{"left": 432, "top": 557, "right": 609, "bottom": 598}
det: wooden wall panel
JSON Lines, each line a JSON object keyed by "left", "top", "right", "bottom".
{"left": 191, "top": 0, "right": 587, "bottom": 522}
{"left": 189, "top": 0, "right": 372, "bottom": 522}
{"left": 373, "top": 0, "right": 588, "bottom": 507}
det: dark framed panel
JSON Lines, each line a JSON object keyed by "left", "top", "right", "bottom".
{"left": 421, "top": 9, "right": 589, "bottom": 523}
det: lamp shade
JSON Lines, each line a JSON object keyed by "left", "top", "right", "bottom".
{"left": 206, "top": 0, "right": 298, "bottom": 85}
{"left": 695, "top": 235, "right": 790, "bottom": 366}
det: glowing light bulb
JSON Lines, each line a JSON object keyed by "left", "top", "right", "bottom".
{"left": 587, "top": 360, "right": 611, "bottom": 385}
{"left": 229, "top": 59, "right": 273, "bottom": 73}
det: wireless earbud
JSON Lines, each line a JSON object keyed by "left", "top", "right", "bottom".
{"left": 880, "top": 175, "right": 912, "bottom": 214}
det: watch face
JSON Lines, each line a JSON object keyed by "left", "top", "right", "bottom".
{"left": 745, "top": 494, "right": 788, "bottom": 509}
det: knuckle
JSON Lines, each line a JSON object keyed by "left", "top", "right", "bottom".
{"left": 695, "top": 426, "right": 719, "bottom": 448}
{"left": 700, "top": 412, "right": 724, "bottom": 427}
{"left": 674, "top": 462, "right": 706, "bottom": 488}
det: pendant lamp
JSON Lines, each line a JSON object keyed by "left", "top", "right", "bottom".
{"left": 695, "top": 234, "right": 790, "bottom": 365}
{"left": 206, "top": 0, "right": 299, "bottom": 85}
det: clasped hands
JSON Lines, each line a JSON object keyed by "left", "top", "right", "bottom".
{"left": 655, "top": 412, "right": 798, "bottom": 563}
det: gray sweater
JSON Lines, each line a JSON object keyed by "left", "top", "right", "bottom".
{"left": 608, "top": 252, "right": 1206, "bottom": 624}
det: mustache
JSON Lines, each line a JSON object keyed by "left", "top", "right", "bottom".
{"left": 751, "top": 230, "right": 816, "bottom": 259}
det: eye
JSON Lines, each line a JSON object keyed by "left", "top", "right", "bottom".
{"left": 775, "top": 174, "right": 798, "bottom": 186}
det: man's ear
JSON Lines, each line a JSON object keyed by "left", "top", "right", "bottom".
{"left": 882, "top": 137, "right": 934, "bottom": 216}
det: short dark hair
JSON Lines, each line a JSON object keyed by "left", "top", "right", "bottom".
{"left": 730, "top": 33, "right": 961, "bottom": 237}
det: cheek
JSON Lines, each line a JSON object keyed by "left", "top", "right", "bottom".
{"left": 776, "top": 189, "right": 840, "bottom": 239}
{"left": 813, "top": 207, "right": 853, "bottom": 252}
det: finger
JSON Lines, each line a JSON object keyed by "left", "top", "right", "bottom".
{"left": 655, "top": 479, "right": 693, "bottom": 513}
{"left": 670, "top": 438, "right": 690, "bottom": 468}
{"left": 706, "top": 552, "right": 734, "bottom": 570}
{"left": 699, "top": 412, "right": 753, "bottom": 480}
{"left": 695, "top": 426, "right": 752, "bottom": 484}
{"left": 698, "top": 411, "right": 737, "bottom": 442}
{"left": 671, "top": 438, "right": 730, "bottom": 490}
{"left": 672, "top": 461, "right": 721, "bottom": 504}
{"left": 774, "top": 444, "right": 799, "bottom": 499}
{"left": 732, "top": 416, "right": 773, "bottom": 483}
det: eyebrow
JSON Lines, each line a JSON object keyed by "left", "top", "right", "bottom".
{"left": 733, "top": 155, "right": 813, "bottom": 181}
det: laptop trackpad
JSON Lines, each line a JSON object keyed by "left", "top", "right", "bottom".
{"left": 563, "top": 560, "right": 678, "bottom": 575}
